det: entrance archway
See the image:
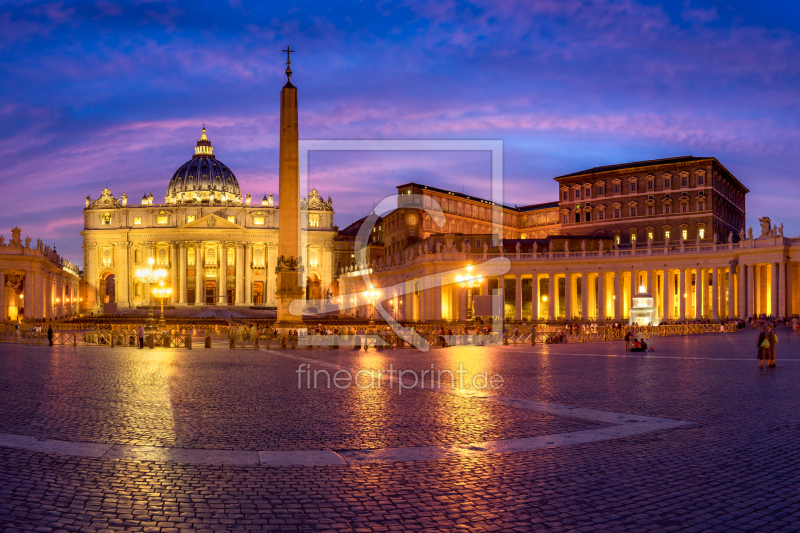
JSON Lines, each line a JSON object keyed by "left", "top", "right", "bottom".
{"left": 100, "top": 273, "right": 116, "bottom": 304}
{"left": 205, "top": 281, "right": 216, "bottom": 305}
{"left": 306, "top": 273, "right": 322, "bottom": 302}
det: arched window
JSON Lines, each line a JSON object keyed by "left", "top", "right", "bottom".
{"left": 309, "top": 247, "right": 319, "bottom": 267}
{"left": 135, "top": 249, "right": 142, "bottom": 264}
{"left": 254, "top": 247, "right": 264, "bottom": 266}
{"left": 227, "top": 247, "right": 235, "bottom": 265}
{"left": 188, "top": 248, "right": 196, "bottom": 266}
{"left": 158, "top": 247, "right": 168, "bottom": 265}
{"left": 207, "top": 247, "right": 217, "bottom": 265}
{"left": 102, "top": 247, "right": 112, "bottom": 267}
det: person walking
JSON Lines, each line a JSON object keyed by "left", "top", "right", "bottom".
{"left": 757, "top": 327, "right": 770, "bottom": 369}
{"left": 47, "top": 325, "right": 53, "bottom": 346}
{"left": 767, "top": 323, "right": 778, "bottom": 368}
{"left": 138, "top": 325, "right": 145, "bottom": 349}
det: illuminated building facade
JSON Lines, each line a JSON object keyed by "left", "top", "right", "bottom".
{"left": 80, "top": 128, "right": 337, "bottom": 313}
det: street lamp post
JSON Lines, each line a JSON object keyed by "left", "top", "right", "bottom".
{"left": 363, "top": 285, "right": 380, "bottom": 327}
{"left": 151, "top": 281, "right": 173, "bottom": 328}
{"left": 136, "top": 257, "right": 168, "bottom": 332}
{"left": 456, "top": 264, "right": 483, "bottom": 321}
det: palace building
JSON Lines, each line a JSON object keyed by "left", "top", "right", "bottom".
{"left": 80, "top": 128, "right": 337, "bottom": 313}
{"left": 338, "top": 157, "right": 800, "bottom": 323}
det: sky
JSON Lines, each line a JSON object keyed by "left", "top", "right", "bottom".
{"left": 2, "top": 0, "right": 799, "bottom": 266}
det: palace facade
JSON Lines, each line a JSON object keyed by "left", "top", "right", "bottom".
{"left": 338, "top": 157, "right": 800, "bottom": 323}
{"left": 81, "top": 128, "right": 337, "bottom": 313}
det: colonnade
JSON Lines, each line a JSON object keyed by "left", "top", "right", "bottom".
{"left": 342, "top": 250, "right": 800, "bottom": 322}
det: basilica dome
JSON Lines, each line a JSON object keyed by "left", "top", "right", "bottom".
{"left": 165, "top": 127, "right": 242, "bottom": 204}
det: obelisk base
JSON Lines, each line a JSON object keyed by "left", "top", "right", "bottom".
{"left": 274, "top": 271, "right": 305, "bottom": 331}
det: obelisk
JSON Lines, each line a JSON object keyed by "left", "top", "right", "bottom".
{"left": 274, "top": 47, "right": 305, "bottom": 330}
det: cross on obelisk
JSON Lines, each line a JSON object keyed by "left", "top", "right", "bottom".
{"left": 282, "top": 47, "right": 295, "bottom": 80}
{"left": 274, "top": 48, "right": 304, "bottom": 330}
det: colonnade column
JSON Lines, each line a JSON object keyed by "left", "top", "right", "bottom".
{"left": 84, "top": 243, "right": 97, "bottom": 311}
{"left": 679, "top": 269, "right": 686, "bottom": 320}
{"left": 178, "top": 243, "right": 186, "bottom": 305}
{"left": 235, "top": 244, "right": 244, "bottom": 305}
{"left": 265, "top": 244, "right": 276, "bottom": 305}
{"left": 778, "top": 261, "right": 786, "bottom": 318}
{"left": 738, "top": 263, "right": 747, "bottom": 318}
{"left": 44, "top": 275, "right": 52, "bottom": 319}
{"left": 0, "top": 270, "right": 5, "bottom": 319}
{"left": 581, "top": 272, "right": 588, "bottom": 320}
{"left": 711, "top": 267, "right": 719, "bottom": 319}
{"left": 531, "top": 274, "right": 539, "bottom": 321}
{"left": 117, "top": 242, "right": 129, "bottom": 307}
{"left": 728, "top": 260, "right": 737, "bottom": 318}
{"left": 515, "top": 274, "right": 522, "bottom": 321}
{"left": 613, "top": 271, "right": 621, "bottom": 320}
{"left": 244, "top": 244, "right": 253, "bottom": 305}
{"left": 771, "top": 263, "right": 779, "bottom": 317}
{"left": 170, "top": 244, "right": 177, "bottom": 305}
{"left": 547, "top": 273, "right": 555, "bottom": 321}
{"left": 195, "top": 244, "right": 204, "bottom": 306}
{"left": 597, "top": 271, "right": 606, "bottom": 320}
{"left": 666, "top": 270, "right": 674, "bottom": 319}
{"left": 219, "top": 244, "right": 228, "bottom": 305}
{"left": 695, "top": 268, "right": 703, "bottom": 319}
{"left": 565, "top": 273, "right": 573, "bottom": 320}
{"left": 787, "top": 262, "right": 794, "bottom": 317}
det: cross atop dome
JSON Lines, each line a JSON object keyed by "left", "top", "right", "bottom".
{"left": 195, "top": 125, "right": 213, "bottom": 157}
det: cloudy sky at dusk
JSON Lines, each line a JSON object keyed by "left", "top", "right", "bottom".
{"left": 2, "top": 0, "right": 799, "bottom": 265}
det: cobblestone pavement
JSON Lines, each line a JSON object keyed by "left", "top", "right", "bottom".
{"left": 1, "top": 327, "right": 800, "bottom": 532}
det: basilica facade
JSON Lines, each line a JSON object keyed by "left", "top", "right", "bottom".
{"left": 81, "top": 128, "right": 336, "bottom": 313}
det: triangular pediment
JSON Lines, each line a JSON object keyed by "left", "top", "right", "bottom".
{"left": 180, "top": 213, "right": 244, "bottom": 230}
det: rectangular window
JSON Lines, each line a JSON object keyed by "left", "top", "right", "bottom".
{"left": 574, "top": 189, "right": 580, "bottom": 201}
{"left": 614, "top": 182, "right": 620, "bottom": 194}
{"left": 227, "top": 216, "right": 235, "bottom": 223}
{"left": 648, "top": 231, "right": 653, "bottom": 241}
{"left": 309, "top": 214, "right": 320, "bottom": 227}
{"left": 630, "top": 181, "right": 637, "bottom": 193}
{"left": 665, "top": 229, "right": 671, "bottom": 239}
{"left": 562, "top": 213, "right": 569, "bottom": 224}
{"left": 648, "top": 180, "right": 654, "bottom": 191}
{"left": 562, "top": 191, "right": 568, "bottom": 201}
{"left": 598, "top": 185, "right": 605, "bottom": 196}
{"left": 134, "top": 217, "right": 142, "bottom": 225}
{"left": 699, "top": 228, "right": 705, "bottom": 239}
{"left": 664, "top": 205, "right": 671, "bottom": 214}
{"left": 575, "top": 213, "right": 581, "bottom": 223}
{"left": 665, "top": 177, "right": 671, "bottom": 188}
{"left": 188, "top": 249, "right": 196, "bottom": 266}
{"left": 698, "top": 175, "right": 705, "bottom": 186}
{"left": 630, "top": 206, "right": 637, "bottom": 217}
{"left": 157, "top": 216, "right": 168, "bottom": 224}
{"left": 647, "top": 206, "right": 654, "bottom": 216}
{"left": 584, "top": 187, "right": 591, "bottom": 199}
{"left": 614, "top": 207, "right": 621, "bottom": 219}
{"left": 254, "top": 217, "right": 265, "bottom": 225}
{"left": 585, "top": 211, "right": 591, "bottom": 222}
{"left": 682, "top": 176, "right": 688, "bottom": 187}
{"left": 598, "top": 209, "right": 605, "bottom": 221}
{"left": 187, "top": 215, "right": 195, "bottom": 223}
{"left": 614, "top": 234, "right": 621, "bottom": 244}
{"left": 631, "top": 233, "right": 637, "bottom": 243}
{"left": 698, "top": 202, "right": 705, "bottom": 211}
{"left": 682, "top": 204, "right": 688, "bottom": 213}
{"left": 682, "top": 229, "right": 688, "bottom": 240}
